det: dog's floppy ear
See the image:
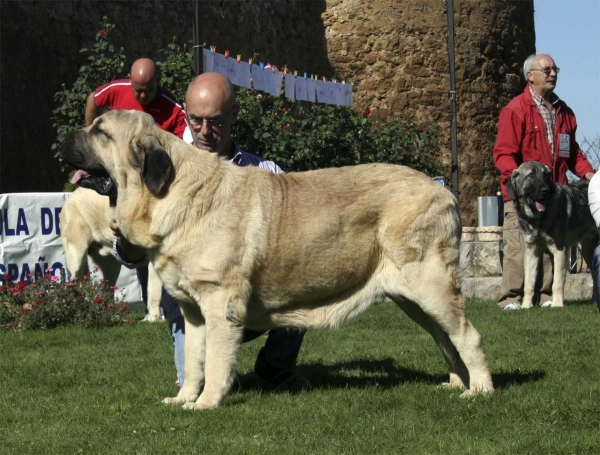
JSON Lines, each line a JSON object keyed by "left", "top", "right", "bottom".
{"left": 506, "top": 169, "right": 519, "bottom": 201}
{"left": 136, "top": 136, "right": 175, "bottom": 196}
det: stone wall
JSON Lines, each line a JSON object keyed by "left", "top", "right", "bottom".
{"left": 0, "top": 0, "right": 535, "bottom": 224}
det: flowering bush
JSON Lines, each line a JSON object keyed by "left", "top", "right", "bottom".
{"left": 53, "top": 17, "right": 445, "bottom": 187}
{"left": 0, "top": 268, "right": 131, "bottom": 332}
{"left": 233, "top": 93, "right": 443, "bottom": 175}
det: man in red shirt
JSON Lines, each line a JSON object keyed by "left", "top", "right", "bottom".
{"left": 85, "top": 58, "right": 187, "bottom": 319}
{"left": 493, "top": 53, "right": 594, "bottom": 310}
{"left": 85, "top": 58, "right": 187, "bottom": 138}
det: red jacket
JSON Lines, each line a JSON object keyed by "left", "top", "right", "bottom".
{"left": 493, "top": 86, "right": 593, "bottom": 201}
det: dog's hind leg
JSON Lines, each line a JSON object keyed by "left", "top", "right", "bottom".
{"left": 60, "top": 210, "right": 92, "bottom": 280}
{"left": 579, "top": 237, "right": 597, "bottom": 273}
{"left": 387, "top": 263, "right": 494, "bottom": 396}
{"left": 392, "top": 296, "right": 469, "bottom": 390}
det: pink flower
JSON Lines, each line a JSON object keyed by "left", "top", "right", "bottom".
{"left": 51, "top": 275, "right": 59, "bottom": 283}
{"left": 109, "top": 285, "right": 118, "bottom": 290}
{"left": 282, "top": 123, "right": 291, "bottom": 130}
{"left": 119, "top": 305, "right": 128, "bottom": 312}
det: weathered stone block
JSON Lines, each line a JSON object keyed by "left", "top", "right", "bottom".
{"left": 564, "top": 274, "right": 593, "bottom": 301}
{"left": 459, "top": 241, "right": 473, "bottom": 277}
{"left": 472, "top": 241, "right": 502, "bottom": 277}
{"left": 461, "top": 277, "right": 502, "bottom": 300}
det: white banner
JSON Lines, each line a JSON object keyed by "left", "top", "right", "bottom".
{"left": 0, "top": 193, "right": 141, "bottom": 302}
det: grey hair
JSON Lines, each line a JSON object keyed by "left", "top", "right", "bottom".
{"left": 523, "top": 54, "right": 538, "bottom": 79}
{"left": 185, "top": 74, "right": 237, "bottom": 109}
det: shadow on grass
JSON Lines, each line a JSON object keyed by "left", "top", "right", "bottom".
{"left": 239, "top": 358, "right": 446, "bottom": 394}
{"left": 491, "top": 369, "right": 545, "bottom": 390}
{"left": 238, "top": 359, "right": 546, "bottom": 395}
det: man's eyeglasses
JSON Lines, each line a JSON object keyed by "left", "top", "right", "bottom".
{"left": 187, "top": 107, "right": 234, "bottom": 129}
{"left": 531, "top": 66, "right": 560, "bottom": 75}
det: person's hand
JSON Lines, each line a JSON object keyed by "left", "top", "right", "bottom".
{"left": 585, "top": 172, "right": 595, "bottom": 180}
{"left": 110, "top": 219, "right": 145, "bottom": 262}
{"left": 109, "top": 219, "right": 121, "bottom": 238}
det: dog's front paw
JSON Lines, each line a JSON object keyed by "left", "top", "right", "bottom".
{"left": 439, "top": 373, "right": 466, "bottom": 390}
{"left": 182, "top": 400, "right": 219, "bottom": 411}
{"left": 163, "top": 396, "right": 187, "bottom": 405}
{"left": 163, "top": 390, "right": 199, "bottom": 405}
{"left": 459, "top": 388, "right": 493, "bottom": 399}
{"left": 520, "top": 300, "right": 533, "bottom": 309}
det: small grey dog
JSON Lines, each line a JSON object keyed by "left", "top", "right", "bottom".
{"left": 506, "top": 161, "right": 598, "bottom": 308}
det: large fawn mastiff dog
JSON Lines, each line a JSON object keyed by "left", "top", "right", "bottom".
{"left": 58, "top": 110, "right": 493, "bottom": 410}
{"left": 507, "top": 161, "right": 599, "bottom": 308}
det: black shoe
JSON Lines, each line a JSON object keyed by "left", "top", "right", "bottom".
{"left": 254, "top": 355, "right": 312, "bottom": 390}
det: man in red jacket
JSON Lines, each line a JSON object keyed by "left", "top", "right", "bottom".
{"left": 493, "top": 53, "right": 594, "bottom": 310}
{"left": 85, "top": 58, "right": 187, "bottom": 138}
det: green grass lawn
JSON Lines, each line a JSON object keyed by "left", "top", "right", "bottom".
{"left": 1, "top": 299, "right": 599, "bottom": 455}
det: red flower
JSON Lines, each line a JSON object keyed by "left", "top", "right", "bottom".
{"left": 125, "top": 319, "right": 133, "bottom": 325}
{"left": 0, "top": 286, "right": 7, "bottom": 292}
{"left": 364, "top": 109, "right": 371, "bottom": 116}
{"left": 97, "top": 29, "right": 106, "bottom": 37}
{"left": 284, "top": 105, "right": 290, "bottom": 112}
{"left": 119, "top": 305, "right": 128, "bottom": 312}
{"left": 108, "top": 303, "right": 114, "bottom": 308}
{"left": 3, "top": 274, "right": 11, "bottom": 280}
{"left": 282, "top": 123, "right": 291, "bottom": 130}
{"left": 17, "top": 281, "right": 26, "bottom": 290}
{"left": 109, "top": 285, "right": 118, "bottom": 290}
{"left": 8, "top": 321, "right": 17, "bottom": 330}
{"left": 94, "top": 297, "right": 102, "bottom": 304}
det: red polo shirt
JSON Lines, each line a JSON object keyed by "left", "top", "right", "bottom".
{"left": 93, "top": 79, "right": 187, "bottom": 138}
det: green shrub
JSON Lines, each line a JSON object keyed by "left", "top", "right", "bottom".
{"left": 52, "top": 17, "right": 126, "bottom": 191}
{"left": 0, "top": 269, "right": 131, "bottom": 331}
{"left": 52, "top": 18, "right": 445, "bottom": 186}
